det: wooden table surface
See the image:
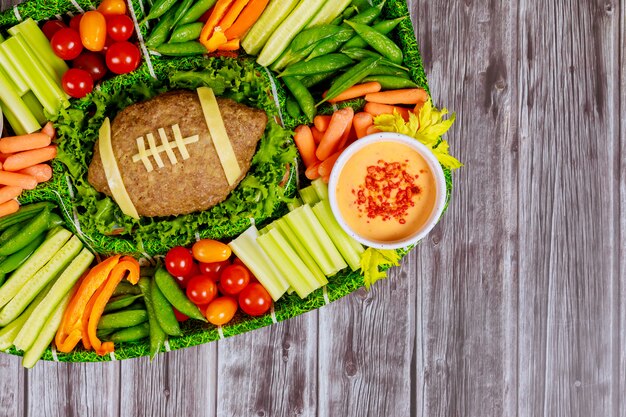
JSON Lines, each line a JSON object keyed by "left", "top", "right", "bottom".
{"left": 1, "top": 1, "right": 624, "bottom": 416}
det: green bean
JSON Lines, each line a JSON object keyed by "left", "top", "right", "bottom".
{"left": 360, "top": 75, "right": 418, "bottom": 89}
{"left": 285, "top": 95, "right": 302, "bottom": 118}
{"left": 0, "top": 202, "right": 54, "bottom": 232}
{"left": 343, "top": 16, "right": 407, "bottom": 49}
{"left": 112, "top": 281, "right": 142, "bottom": 296}
{"left": 319, "top": 56, "right": 381, "bottom": 105}
{"left": 0, "top": 232, "right": 45, "bottom": 274}
{"left": 169, "top": 22, "right": 203, "bottom": 43}
{"left": 104, "top": 294, "right": 143, "bottom": 313}
{"left": 154, "top": 267, "right": 206, "bottom": 321}
{"left": 280, "top": 54, "right": 354, "bottom": 78}
{"left": 344, "top": 20, "right": 403, "bottom": 65}
{"left": 97, "top": 310, "right": 148, "bottom": 330}
{"left": 151, "top": 278, "right": 182, "bottom": 336}
{"left": 282, "top": 76, "right": 316, "bottom": 122}
{"left": 146, "top": 8, "right": 177, "bottom": 49}
{"left": 0, "top": 208, "right": 50, "bottom": 256}
{"left": 138, "top": 277, "right": 165, "bottom": 359}
{"left": 109, "top": 322, "right": 150, "bottom": 343}
{"left": 154, "top": 41, "right": 207, "bottom": 56}
{"left": 142, "top": 0, "right": 177, "bottom": 22}
{"left": 178, "top": 0, "right": 217, "bottom": 26}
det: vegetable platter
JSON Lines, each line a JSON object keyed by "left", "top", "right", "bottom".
{"left": 0, "top": 0, "right": 459, "bottom": 365}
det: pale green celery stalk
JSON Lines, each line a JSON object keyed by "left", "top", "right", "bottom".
{"left": 312, "top": 199, "right": 364, "bottom": 271}
{"left": 299, "top": 185, "right": 321, "bottom": 206}
{"left": 0, "top": 67, "right": 40, "bottom": 135}
{"left": 0, "top": 33, "right": 4, "bottom": 42}
{"left": 257, "top": 228, "right": 319, "bottom": 299}
{"left": 21, "top": 91, "right": 47, "bottom": 125}
{"left": 228, "top": 225, "right": 289, "bottom": 301}
{"left": 305, "top": 0, "right": 352, "bottom": 28}
{"left": 22, "top": 290, "right": 72, "bottom": 368}
{"left": 274, "top": 218, "right": 327, "bottom": 287}
{"left": 8, "top": 18, "right": 68, "bottom": 82}
{"left": 3, "top": 35, "right": 69, "bottom": 116}
{"left": 286, "top": 197, "right": 302, "bottom": 212}
{"left": 242, "top": 0, "right": 300, "bottom": 55}
{"left": 311, "top": 178, "right": 329, "bottom": 201}
{"left": 0, "top": 46, "right": 29, "bottom": 96}
{"left": 284, "top": 205, "right": 347, "bottom": 276}
{"left": 0, "top": 281, "right": 53, "bottom": 351}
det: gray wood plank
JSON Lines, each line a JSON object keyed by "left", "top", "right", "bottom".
{"left": 411, "top": 1, "right": 519, "bottom": 416}
{"left": 516, "top": 1, "right": 621, "bottom": 417}
{"left": 0, "top": 355, "right": 24, "bottom": 417}
{"left": 216, "top": 312, "right": 318, "bottom": 417}
{"left": 618, "top": 2, "right": 625, "bottom": 417}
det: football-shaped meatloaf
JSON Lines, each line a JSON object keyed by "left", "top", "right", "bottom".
{"left": 88, "top": 90, "right": 267, "bottom": 217}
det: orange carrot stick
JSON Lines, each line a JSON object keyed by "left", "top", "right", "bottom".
{"left": 364, "top": 102, "right": 411, "bottom": 121}
{"left": 0, "top": 171, "right": 38, "bottom": 190}
{"left": 0, "top": 132, "right": 51, "bottom": 154}
{"left": 41, "top": 122, "right": 56, "bottom": 140}
{"left": 0, "top": 186, "right": 22, "bottom": 204}
{"left": 217, "top": 0, "right": 250, "bottom": 31}
{"left": 200, "top": 0, "right": 235, "bottom": 43}
{"left": 366, "top": 125, "right": 381, "bottom": 135}
{"left": 364, "top": 88, "right": 429, "bottom": 105}
{"left": 2, "top": 145, "right": 57, "bottom": 172}
{"left": 305, "top": 161, "right": 321, "bottom": 180}
{"left": 318, "top": 150, "right": 342, "bottom": 178}
{"left": 224, "top": 0, "right": 270, "bottom": 40}
{"left": 414, "top": 99, "right": 427, "bottom": 114}
{"left": 18, "top": 164, "right": 52, "bottom": 183}
{"left": 0, "top": 152, "right": 12, "bottom": 162}
{"left": 326, "top": 82, "right": 382, "bottom": 104}
{"left": 0, "top": 200, "right": 19, "bottom": 218}
{"left": 310, "top": 126, "right": 324, "bottom": 144}
{"left": 293, "top": 125, "right": 318, "bottom": 168}
{"left": 316, "top": 107, "right": 354, "bottom": 160}
{"left": 313, "top": 115, "right": 331, "bottom": 132}
{"left": 217, "top": 38, "right": 240, "bottom": 51}
{"left": 353, "top": 112, "right": 374, "bottom": 139}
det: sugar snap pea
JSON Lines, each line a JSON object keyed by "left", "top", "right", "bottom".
{"left": 291, "top": 25, "right": 345, "bottom": 53}
{"left": 343, "top": 16, "right": 407, "bottom": 49}
{"left": 104, "top": 294, "right": 143, "bottom": 313}
{"left": 145, "top": 8, "right": 177, "bottom": 48}
{"left": 280, "top": 54, "right": 354, "bottom": 78}
{"left": 154, "top": 267, "right": 206, "bottom": 321}
{"left": 113, "top": 281, "right": 142, "bottom": 296}
{"left": 178, "top": 0, "right": 217, "bottom": 26}
{"left": 123, "top": 301, "right": 146, "bottom": 311}
{"left": 0, "top": 223, "right": 24, "bottom": 247}
{"left": 282, "top": 76, "right": 316, "bottom": 123}
{"left": 361, "top": 75, "right": 418, "bottom": 89}
{"left": 344, "top": 20, "right": 403, "bottom": 65}
{"left": 0, "top": 232, "right": 45, "bottom": 274}
{"left": 128, "top": 279, "right": 162, "bottom": 357}
{"left": 368, "top": 64, "right": 411, "bottom": 78}
{"left": 154, "top": 41, "right": 207, "bottom": 56}
{"left": 285, "top": 96, "right": 302, "bottom": 118}
{"left": 142, "top": 0, "right": 177, "bottom": 22}
{"left": 110, "top": 322, "right": 150, "bottom": 343}
{"left": 0, "top": 208, "right": 50, "bottom": 256}
{"left": 0, "top": 202, "right": 54, "bottom": 232}
{"left": 97, "top": 310, "right": 148, "bottom": 330}
{"left": 300, "top": 71, "right": 336, "bottom": 88}
{"left": 46, "top": 213, "right": 64, "bottom": 229}
{"left": 169, "top": 22, "right": 203, "bottom": 43}
{"left": 319, "top": 56, "right": 381, "bottom": 105}
{"left": 96, "top": 328, "right": 115, "bottom": 341}
{"left": 171, "top": 0, "right": 194, "bottom": 27}
{"left": 151, "top": 278, "right": 182, "bottom": 336}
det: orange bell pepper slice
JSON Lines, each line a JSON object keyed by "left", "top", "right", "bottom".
{"left": 217, "top": 38, "right": 240, "bottom": 51}
{"left": 199, "top": 0, "right": 235, "bottom": 43}
{"left": 81, "top": 282, "right": 106, "bottom": 350}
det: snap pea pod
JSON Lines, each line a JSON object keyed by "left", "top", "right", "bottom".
{"left": 104, "top": 294, "right": 143, "bottom": 313}
{"left": 151, "top": 278, "right": 182, "bottom": 336}
{"left": 169, "top": 22, "right": 203, "bottom": 43}
{"left": 46, "top": 213, "right": 64, "bottom": 229}
{"left": 154, "top": 267, "right": 206, "bottom": 321}
{"left": 109, "top": 322, "right": 150, "bottom": 343}
{"left": 340, "top": 47, "right": 407, "bottom": 70}
{"left": 282, "top": 76, "right": 316, "bottom": 123}
{"left": 171, "top": 0, "right": 194, "bottom": 27}
{"left": 0, "top": 208, "right": 50, "bottom": 256}
{"left": 0, "top": 201, "right": 54, "bottom": 232}
{"left": 367, "top": 64, "right": 411, "bottom": 78}
{"left": 344, "top": 20, "right": 403, "bottom": 65}
{"left": 280, "top": 54, "right": 354, "bottom": 78}
{"left": 0, "top": 223, "right": 24, "bottom": 247}
{"left": 342, "top": 16, "right": 407, "bottom": 49}
{"left": 123, "top": 301, "right": 146, "bottom": 311}
{"left": 0, "top": 273, "right": 5, "bottom": 286}
{"left": 360, "top": 75, "right": 418, "bottom": 89}
{"left": 145, "top": 8, "right": 177, "bottom": 48}
{"left": 300, "top": 71, "right": 336, "bottom": 88}
{"left": 96, "top": 328, "right": 115, "bottom": 341}
{"left": 154, "top": 41, "right": 207, "bottom": 56}
{"left": 97, "top": 310, "right": 148, "bottom": 330}
{"left": 0, "top": 232, "right": 45, "bottom": 274}
{"left": 271, "top": 26, "right": 349, "bottom": 71}
{"left": 142, "top": 0, "right": 177, "bottom": 22}
{"left": 285, "top": 96, "right": 302, "bottom": 118}
{"left": 178, "top": 0, "right": 216, "bottom": 26}
{"left": 319, "top": 56, "right": 381, "bottom": 105}
{"left": 138, "top": 277, "right": 165, "bottom": 359}
{"left": 112, "top": 281, "right": 142, "bottom": 296}
{"left": 330, "top": 5, "right": 358, "bottom": 26}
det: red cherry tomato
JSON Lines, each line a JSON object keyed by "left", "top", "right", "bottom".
{"left": 173, "top": 308, "right": 188, "bottom": 322}
{"left": 61, "top": 68, "right": 93, "bottom": 98}
{"left": 80, "top": 11, "right": 107, "bottom": 52}
{"left": 50, "top": 28, "right": 83, "bottom": 60}
{"left": 173, "top": 261, "right": 199, "bottom": 289}
{"left": 100, "top": 36, "right": 115, "bottom": 54}
{"left": 199, "top": 260, "right": 230, "bottom": 281}
{"left": 219, "top": 264, "right": 250, "bottom": 295}
{"left": 205, "top": 297, "right": 238, "bottom": 325}
{"left": 106, "top": 14, "right": 134, "bottom": 41}
{"left": 97, "top": 0, "right": 127, "bottom": 15}
{"left": 186, "top": 275, "right": 218, "bottom": 305}
{"left": 42, "top": 20, "right": 67, "bottom": 41}
{"left": 238, "top": 283, "right": 272, "bottom": 316}
{"left": 165, "top": 246, "right": 194, "bottom": 277}
{"left": 105, "top": 41, "right": 141, "bottom": 74}
{"left": 232, "top": 258, "right": 257, "bottom": 282}
{"left": 192, "top": 239, "right": 231, "bottom": 263}
{"left": 69, "top": 14, "right": 83, "bottom": 32}
{"left": 72, "top": 52, "right": 107, "bottom": 81}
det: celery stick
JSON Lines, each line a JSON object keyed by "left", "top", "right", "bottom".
{"left": 8, "top": 18, "right": 68, "bottom": 82}
{"left": 0, "top": 68, "right": 40, "bottom": 135}
{"left": 311, "top": 178, "right": 329, "bottom": 201}
{"left": 228, "top": 225, "right": 289, "bottom": 301}
{"left": 0, "top": 281, "right": 53, "bottom": 351}
{"left": 14, "top": 248, "right": 93, "bottom": 352}
{"left": 21, "top": 91, "right": 47, "bottom": 125}
{"left": 286, "top": 197, "right": 302, "bottom": 212}
{"left": 299, "top": 185, "right": 321, "bottom": 206}
{"left": 274, "top": 218, "right": 327, "bottom": 287}
{"left": 242, "top": 0, "right": 300, "bottom": 55}
{"left": 0, "top": 33, "right": 4, "bottom": 42}
{"left": 305, "top": 0, "right": 352, "bottom": 28}
{"left": 313, "top": 199, "right": 364, "bottom": 271}
{"left": 22, "top": 290, "right": 71, "bottom": 368}
{"left": 257, "top": 229, "right": 319, "bottom": 299}
{"left": 0, "top": 46, "right": 29, "bottom": 96}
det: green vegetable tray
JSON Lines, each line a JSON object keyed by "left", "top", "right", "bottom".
{"left": 0, "top": 0, "right": 452, "bottom": 362}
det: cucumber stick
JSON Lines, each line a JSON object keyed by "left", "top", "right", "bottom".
{"left": 13, "top": 248, "right": 94, "bottom": 352}
{"left": 0, "top": 228, "right": 71, "bottom": 309}
{"left": 242, "top": 0, "right": 300, "bottom": 55}
{"left": 0, "top": 235, "right": 83, "bottom": 326}
{"left": 305, "top": 0, "right": 352, "bottom": 28}
{"left": 256, "top": 0, "right": 327, "bottom": 67}
{"left": 22, "top": 290, "right": 72, "bottom": 368}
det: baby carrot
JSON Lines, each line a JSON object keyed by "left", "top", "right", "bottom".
{"left": 366, "top": 125, "right": 381, "bottom": 135}
{"left": 0, "top": 171, "right": 38, "bottom": 190}
{"left": 327, "top": 81, "right": 382, "bottom": 103}
{"left": 224, "top": 0, "right": 270, "bottom": 40}
{"left": 310, "top": 126, "right": 324, "bottom": 144}
{"left": 0, "top": 186, "right": 22, "bottom": 204}
{"left": 364, "top": 102, "right": 411, "bottom": 121}
{"left": 316, "top": 107, "right": 354, "bottom": 160}
{"left": 336, "top": 114, "right": 353, "bottom": 150}
{"left": 19, "top": 164, "right": 53, "bottom": 183}
{"left": 0, "top": 152, "right": 12, "bottom": 162}
{"left": 318, "top": 150, "right": 342, "bottom": 178}
{"left": 293, "top": 125, "right": 318, "bottom": 168}
{"left": 364, "top": 88, "right": 429, "bottom": 105}
{"left": 2, "top": 146, "right": 57, "bottom": 172}
{"left": 0, "top": 200, "right": 19, "bottom": 218}
{"left": 0, "top": 132, "right": 51, "bottom": 154}
{"left": 414, "top": 98, "right": 427, "bottom": 114}
{"left": 353, "top": 112, "right": 373, "bottom": 138}
{"left": 41, "top": 122, "right": 56, "bottom": 140}
{"left": 305, "top": 161, "right": 321, "bottom": 180}
{"left": 313, "top": 115, "right": 331, "bottom": 132}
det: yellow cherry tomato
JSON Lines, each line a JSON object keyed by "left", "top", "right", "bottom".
{"left": 79, "top": 11, "right": 107, "bottom": 52}
{"left": 192, "top": 239, "right": 231, "bottom": 263}
{"left": 97, "top": 0, "right": 127, "bottom": 16}
{"left": 205, "top": 297, "right": 238, "bottom": 326}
